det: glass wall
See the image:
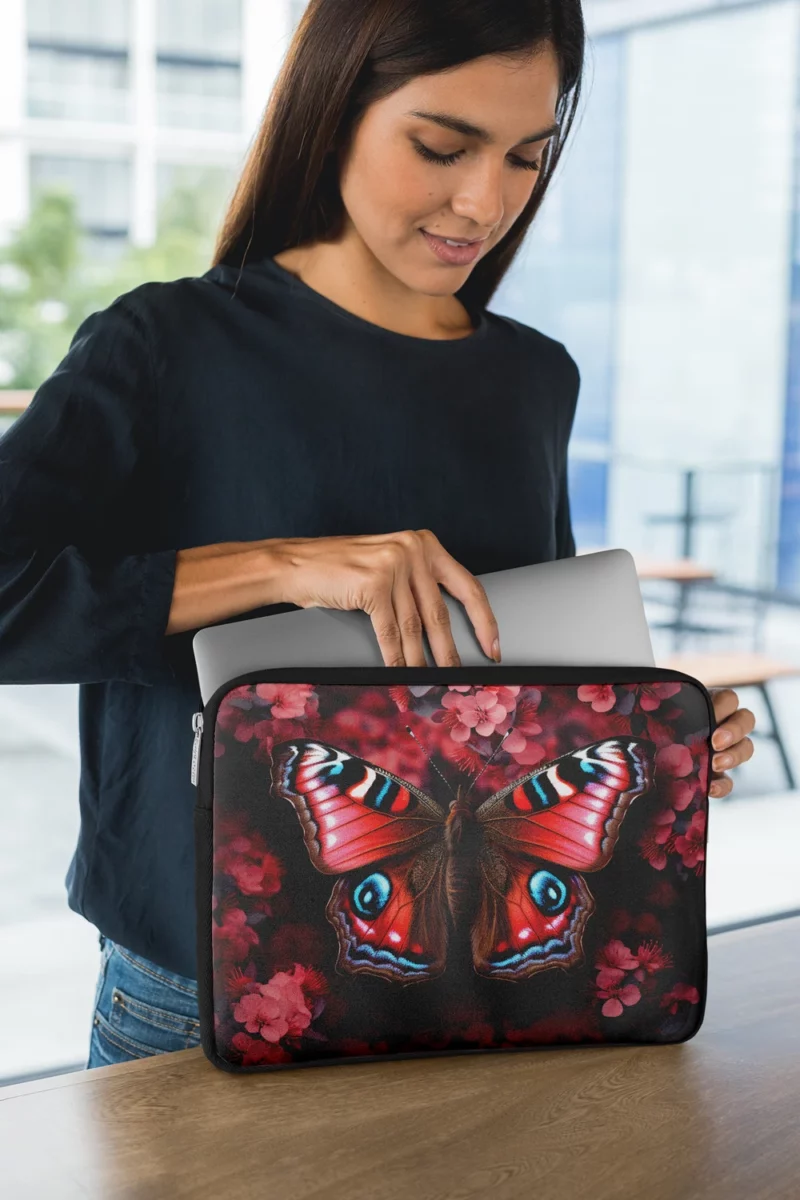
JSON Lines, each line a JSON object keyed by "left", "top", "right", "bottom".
{"left": 26, "top": 0, "right": 131, "bottom": 123}
{"left": 610, "top": 0, "right": 797, "bottom": 587}
{"left": 494, "top": 1, "right": 800, "bottom": 592}
{"left": 491, "top": 34, "right": 627, "bottom": 554}
{"left": 29, "top": 154, "right": 132, "bottom": 239}
{"left": 156, "top": 0, "right": 242, "bottom": 131}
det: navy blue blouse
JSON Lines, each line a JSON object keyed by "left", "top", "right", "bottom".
{"left": 0, "top": 254, "right": 579, "bottom": 978}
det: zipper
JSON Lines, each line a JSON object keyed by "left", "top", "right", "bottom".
{"left": 191, "top": 711, "right": 204, "bottom": 787}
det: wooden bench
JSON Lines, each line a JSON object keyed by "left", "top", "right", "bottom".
{"left": 658, "top": 652, "right": 800, "bottom": 791}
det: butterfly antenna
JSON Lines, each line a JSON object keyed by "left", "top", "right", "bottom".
{"left": 405, "top": 723, "right": 514, "bottom": 801}
{"left": 404, "top": 725, "right": 456, "bottom": 798}
{"left": 462, "top": 730, "right": 512, "bottom": 800}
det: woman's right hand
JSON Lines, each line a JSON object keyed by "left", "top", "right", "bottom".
{"left": 271, "top": 529, "right": 501, "bottom": 668}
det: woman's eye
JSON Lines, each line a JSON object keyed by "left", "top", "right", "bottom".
{"left": 413, "top": 141, "right": 542, "bottom": 172}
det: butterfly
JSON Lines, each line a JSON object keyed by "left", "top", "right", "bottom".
{"left": 270, "top": 735, "right": 655, "bottom": 985}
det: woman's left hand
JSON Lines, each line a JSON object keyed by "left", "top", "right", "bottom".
{"left": 709, "top": 687, "right": 756, "bottom": 798}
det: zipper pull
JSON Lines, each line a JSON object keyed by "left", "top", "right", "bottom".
{"left": 191, "top": 711, "right": 204, "bottom": 787}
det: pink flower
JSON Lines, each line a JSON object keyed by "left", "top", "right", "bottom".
{"left": 639, "top": 682, "right": 682, "bottom": 711}
{"left": 501, "top": 728, "right": 528, "bottom": 754}
{"left": 230, "top": 1032, "right": 292, "bottom": 1066}
{"left": 656, "top": 742, "right": 694, "bottom": 778}
{"left": 596, "top": 976, "right": 642, "bottom": 1018}
{"left": 639, "top": 808, "right": 677, "bottom": 870}
{"left": 595, "top": 939, "right": 639, "bottom": 989}
{"left": 633, "top": 940, "right": 673, "bottom": 980}
{"left": 505, "top": 739, "right": 549, "bottom": 767}
{"left": 660, "top": 982, "right": 700, "bottom": 1015}
{"left": 674, "top": 810, "right": 706, "bottom": 871}
{"left": 577, "top": 683, "right": 617, "bottom": 712}
{"left": 647, "top": 880, "right": 680, "bottom": 908}
{"left": 634, "top": 912, "right": 662, "bottom": 937}
{"left": 595, "top": 939, "right": 639, "bottom": 973}
{"left": 254, "top": 683, "right": 315, "bottom": 719}
{"left": 657, "top": 744, "right": 697, "bottom": 812}
{"left": 213, "top": 907, "right": 259, "bottom": 962}
{"left": 685, "top": 730, "right": 710, "bottom": 795}
{"left": 232, "top": 964, "right": 326, "bottom": 1044}
{"left": 441, "top": 687, "right": 514, "bottom": 742}
{"left": 594, "top": 938, "right": 649, "bottom": 1013}
{"left": 217, "top": 683, "right": 318, "bottom": 747}
{"left": 666, "top": 779, "right": 695, "bottom": 812}
{"left": 214, "top": 833, "right": 284, "bottom": 900}
{"left": 638, "top": 811, "right": 676, "bottom": 868}
{"left": 609, "top": 909, "right": 663, "bottom": 939}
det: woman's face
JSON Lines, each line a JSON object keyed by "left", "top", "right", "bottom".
{"left": 337, "top": 46, "right": 561, "bottom": 295}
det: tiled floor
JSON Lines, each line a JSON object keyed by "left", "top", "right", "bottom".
{"left": 1, "top": 586, "right": 799, "bottom": 1083}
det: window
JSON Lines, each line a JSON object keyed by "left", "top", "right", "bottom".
{"left": 27, "top": 0, "right": 129, "bottom": 46}
{"left": 156, "top": 0, "right": 242, "bottom": 131}
{"left": 288, "top": 0, "right": 309, "bottom": 29}
{"left": 156, "top": 161, "right": 236, "bottom": 235}
{"left": 27, "top": 48, "right": 129, "bottom": 123}
{"left": 26, "top": 0, "right": 131, "bottom": 123}
{"left": 29, "top": 155, "right": 131, "bottom": 239}
{"left": 156, "top": 60, "right": 241, "bottom": 132}
{"left": 157, "top": 0, "right": 241, "bottom": 58}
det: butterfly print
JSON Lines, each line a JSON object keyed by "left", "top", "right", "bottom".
{"left": 270, "top": 737, "right": 656, "bottom": 984}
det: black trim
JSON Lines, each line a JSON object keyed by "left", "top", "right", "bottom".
{"left": 194, "top": 664, "right": 716, "bottom": 1072}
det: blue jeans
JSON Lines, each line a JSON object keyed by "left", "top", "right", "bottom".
{"left": 86, "top": 934, "right": 201, "bottom": 1068}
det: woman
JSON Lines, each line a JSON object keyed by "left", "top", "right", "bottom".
{"left": 0, "top": 0, "right": 753, "bottom": 1069}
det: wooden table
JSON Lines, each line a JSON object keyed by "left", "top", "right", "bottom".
{"left": 630, "top": 556, "right": 718, "bottom": 584}
{"left": 2, "top": 916, "right": 799, "bottom": 1200}
{"left": 578, "top": 548, "right": 717, "bottom": 582}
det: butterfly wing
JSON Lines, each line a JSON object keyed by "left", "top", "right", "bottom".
{"left": 270, "top": 739, "right": 448, "bottom": 982}
{"left": 476, "top": 737, "right": 656, "bottom": 870}
{"left": 327, "top": 843, "right": 448, "bottom": 983}
{"left": 270, "top": 738, "right": 445, "bottom": 873}
{"left": 472, "top": 846, "right": 594, "bottom": 981}
{"left": 472, "top": 738, "right": 655, "bottom": 980}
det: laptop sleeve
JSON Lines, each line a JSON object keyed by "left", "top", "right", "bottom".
{"left": 192, "top": 665, "right": 715, "bottom": 1073}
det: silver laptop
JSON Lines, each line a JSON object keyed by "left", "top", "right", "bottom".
{"left": 192, "top": 548, "right": 654, "bottom": 706}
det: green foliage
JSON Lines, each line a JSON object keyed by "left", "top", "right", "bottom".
{"left": 0, "top": 169, "right": 231, "bottom": 391}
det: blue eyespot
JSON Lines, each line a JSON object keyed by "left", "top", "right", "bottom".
{"left": 352, "top": 872, "right": 392, "bottom": 919}
{"left": 529, "top": 870, "right": 569, "bottom": 916}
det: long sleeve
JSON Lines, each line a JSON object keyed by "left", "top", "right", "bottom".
{"left": 0, "top": 296, "right": 179, "bottom": 686}
{"left": 554, "top": 342, "right": 580, "bottom": 560}
{"left": 555, "top": 465, "right": 576, "bottom": 559}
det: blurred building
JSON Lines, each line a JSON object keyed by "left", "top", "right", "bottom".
{"left": 0, "top": 0, "right": 296, "bottom": 260}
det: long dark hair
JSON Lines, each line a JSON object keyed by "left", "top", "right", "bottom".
{"left": 212, "top": 0, "right": 586, "bottom": 313}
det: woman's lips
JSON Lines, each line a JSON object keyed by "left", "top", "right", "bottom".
{"left": 420, "top": 229, "right": 484, "bottom": 265}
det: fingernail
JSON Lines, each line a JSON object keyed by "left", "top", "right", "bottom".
{"left": 492, "top": 638, "right": 501, "bottom": 662}
{"left": 714, "top": 731, "right": 732, "bottom": 749}
{"left": 716, "top": 753, "right": 733, "bottom": 769}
